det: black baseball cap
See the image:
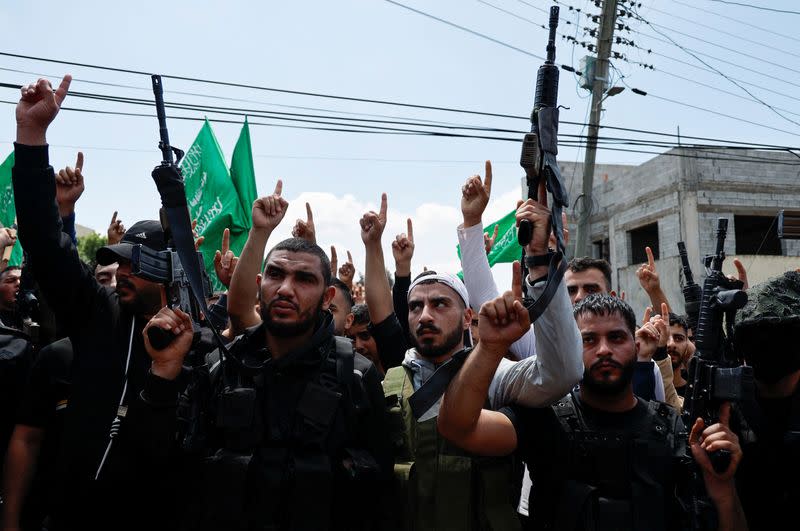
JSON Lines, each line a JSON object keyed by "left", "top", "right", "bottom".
{"left": 96, "top": 220, "right": 167, "bottom": 265}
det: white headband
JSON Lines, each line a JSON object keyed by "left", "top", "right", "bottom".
{"left": 408, "top": 272, "right": 470, "bottom": 308}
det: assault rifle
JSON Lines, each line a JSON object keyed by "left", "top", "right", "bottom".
{"left": 516, "top": 4, "right": 569, "bottom": 321}
{"left": 407, "top": 6, "right": 568, "bottom": 419}
{"left": 131, "top": 75, "right": 212, "bottom": 349}
{"left": 681, "top": 219, "right": 752, "bottom": 474}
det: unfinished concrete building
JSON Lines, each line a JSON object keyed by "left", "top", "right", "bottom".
{"left": 552, "top": 148, "right": 800, "bottom": 318}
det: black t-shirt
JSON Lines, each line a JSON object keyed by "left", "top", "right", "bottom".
{"left": 16, "top": 337, "right": 73, "bottom": 530}
{"left": 371, "top": 312, "right": 409, "bottom": 373}
{"left": 502, "top": 394, "right": 685, "bottom": 531}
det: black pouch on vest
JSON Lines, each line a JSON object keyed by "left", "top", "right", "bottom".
{"left": 217, "top": 387, "right": 257, "bottom": 429}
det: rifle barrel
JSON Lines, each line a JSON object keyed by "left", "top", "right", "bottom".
{"left": 151, "top": 75, "right": 173, "bottom": 164}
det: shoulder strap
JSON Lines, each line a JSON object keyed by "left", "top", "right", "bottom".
{"left": 553, "top": 392, "right": 584, "bottom": 433}
{"left": 407, "top": 348, "right": 471, "bottom": 420}
{"left": 332, "top": 336, "right": 354, "bottom": 390}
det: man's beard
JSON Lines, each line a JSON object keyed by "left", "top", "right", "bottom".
{"left": 581, "top": 358, "right": 636, "bottom": 396}
{"left": 260, "top": 296, "right": 323, "bottom": 337}
{"left": 411, "top": 322, "right": 464, "bottom": 359}
{"left": 116, "top": 279, "right": 161, "bottom": 316}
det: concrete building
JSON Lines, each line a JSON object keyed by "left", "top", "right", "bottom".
{"left": 549, "top": 148, "right": 800, "bottom": 319}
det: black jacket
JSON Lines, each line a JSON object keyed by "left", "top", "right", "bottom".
{"left": 12, "top": 144, "right": 172, "bottom": 531}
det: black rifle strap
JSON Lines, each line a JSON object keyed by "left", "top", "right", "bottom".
{"left": 523, "top": 251, "right": 567, "bottom": 322}
{"left": 408, "top": 348, "right": 470, "bottom": 420}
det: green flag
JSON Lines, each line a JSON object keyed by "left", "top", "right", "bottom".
{"left": 180, "top": 120, "right": 249, "bottom": 292}
{"left": 0, "top": 152, "right": 22, "bottom": 266}
{"left": 230, "top": 118, "right": 258, "bottom": 228}
{"left": 457, "top": 209, "right": 519, "bottom": 268}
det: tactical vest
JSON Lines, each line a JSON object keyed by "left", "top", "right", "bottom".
{"left": 383, "top": 366, "right": 521, "bottom": 531}
{"left": 527, "top": 392, "right": 684, "bottom": 531}
{"left": 180, "top": 335, "right": 379, "bottom": 531}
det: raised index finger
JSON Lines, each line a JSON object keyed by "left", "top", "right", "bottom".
{"left": 379, "top": 193, "right": 388, "bottom": 220}
{"left": 407, "top": 218, "right": 414, "bottom": 242}
{"left": 305, "top": 202, "right": 313, "bottom": 222}
{"left": 347, "top": 250, "right": 353, "bottom": 264}
{"left": 76, "top": 151, "right": 84, "bottom": 172}
{"left": 221, "top": 228, "right": 230, "bottom": 254}
{"left": 484, "top": 160, "right": 493, "bottom": 196}
{"left": 111, "top": 211, "right": 118, "bottom": 225}
{"left": 642, "top": 306, "right": 652, "bottom": 325}
{"left": 646, "top": 246, "right": 655, "bottom": 268}
{"left": 274, "top": 179, "right": 283, "bottom": 196}
{"left": 54, "top": 74, "right": 72, "bottom": 107}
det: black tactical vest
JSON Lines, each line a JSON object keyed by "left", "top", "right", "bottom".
{"left": 178, "top": 330, "right": 380, "bottom": 531}
{"left": 526, "top": 392, "right": 685, "bottom": 531}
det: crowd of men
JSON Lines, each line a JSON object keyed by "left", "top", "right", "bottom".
{"left": 0, "top": 75, "right": 798, "bottom": 531}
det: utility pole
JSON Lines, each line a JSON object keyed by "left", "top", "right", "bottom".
{"left": 574, "top": 0, "right": 619, "bottom": 258}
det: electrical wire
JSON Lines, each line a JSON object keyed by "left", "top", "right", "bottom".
{"left": 3, "top": 51, "right": 799, "bottom": 149}
{"left": 383, "top": 0, "right": 546, "bottom": 59}
{"left": 707, "top": 1, "right": 800, "bottom": 16}
{"left": 629, "top": 6, "right": 800, "bottom": 129}
{"left": 672, "top": 0, "right": 800, "bottom": 45}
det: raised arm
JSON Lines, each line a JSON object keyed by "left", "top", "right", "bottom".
{"left": 636, "top": 246, "right": 671, "bottom": 313}
{"left": 438, "top": 262, "right": 527, "bottom": 456}
{"left": 361, "top": 193, "right": 392, "bottom": 325}
{"left": 227, "top": 181, "right": 288, "bottom": 334}
{"left": 12, "top": 75, "right": 105, "bottom": 328}
{"left": 487, "top": 182, "right": 583, "bottom": 407}
{"left": 391, "top": 218, "right": 414, "bottom": 335}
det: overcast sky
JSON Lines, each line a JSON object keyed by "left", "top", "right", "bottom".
{"left": 3, "top": 0, "right": 798, "bottom": 289}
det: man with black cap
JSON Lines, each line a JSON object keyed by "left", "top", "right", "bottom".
{"left": 11, "top": 74, "right": 178, "bottom": 531}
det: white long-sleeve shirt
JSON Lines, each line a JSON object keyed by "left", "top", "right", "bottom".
{"left": 457, "top": 221, "right": 582, "bottom": 408}
{"left": 457, "top": 222, "right": 536, "bottom": 360}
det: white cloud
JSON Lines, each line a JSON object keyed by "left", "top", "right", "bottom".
{"left": 265, "top": 183, "right": 522, "bottom": 293}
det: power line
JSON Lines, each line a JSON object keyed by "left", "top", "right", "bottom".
{"left": 5, "top": 80, "right": 797, "bottom": 153}
{"left": 3, "top": 50, "right": 799, "bottom": 148}
{"left": 671, "top": 0, "right": 800, "bottom": 45}
{"left": 707, "top": 0, "right": 800, "bottom": 16}
{"left": 643, "top": 4, "right": 800, "bottom": 61}
{"left": 382, "top": 0, "right": 545, "bottom": 59}
{"left": 0, "top": 51, "right": 526, "bottom": 121}
{"left": 633, "top": 16, "right": 800, "bottom": 79}
{"left": 630, "top": 6, "right": 800, "bottom": 128}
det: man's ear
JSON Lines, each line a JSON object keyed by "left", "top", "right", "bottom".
{"left": 462, "top": 307, "right": 474, "bottom": 331}
{"left": 345, "top": 313, "right": 354, "bottom": 330}
{"left": 323, "top": 285, "right": 336, "bottom": 306}
{"left": 256, "top": 273, "right": 262, "bottom": 287}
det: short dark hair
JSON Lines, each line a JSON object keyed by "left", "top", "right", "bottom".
{"left": 573, "top": 293, "right": 637, "bottom": 335}
{"left": 265, "top": 238, "right": 332, "bottom": 286}
{"left": 0, "top": 266, "right": 21, "bottom": 280}
{"left": 568, "top": 257, "right": 612, "bottom": 291}
{"left": 350, "top": 303, "right": 371, "bottom": 325}
{"left": 668, "top": 312, "right": 688, "bottom": 332}
{"left": 332, "top": 278, "right": 354, "bottom": 309}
